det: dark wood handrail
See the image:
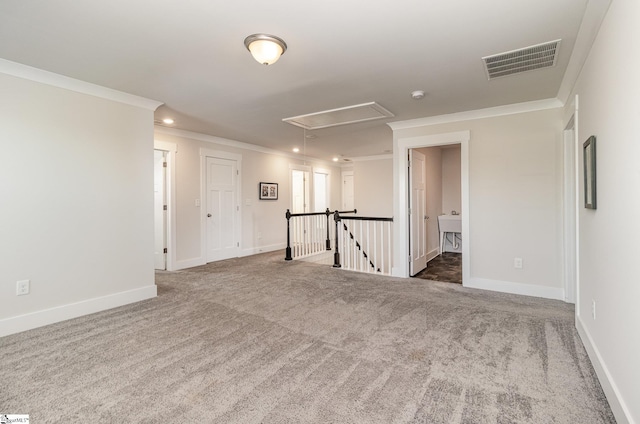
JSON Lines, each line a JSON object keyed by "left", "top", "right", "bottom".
{"left": 339, "top": 216, "right": 393, "bottom": 222}
{"left": 332, "top": 212, "right": 393, "bottom": 269}
{"left": 285, "top": 208, "right": 357, "bottom": 260}
{"left": 286, "top": 209, "right": 357, "bottom": 218}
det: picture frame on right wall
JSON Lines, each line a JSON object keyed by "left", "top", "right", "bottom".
{"left": 583, "top": 135, "right": 597, "bottom": 209}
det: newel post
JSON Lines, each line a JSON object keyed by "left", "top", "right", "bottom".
{"left": 285, "top": 209, "right": 293, "bottom": 261}
{"left": 325, "top": 208, "right": 332, "bottom": 250}
{"left": 333, "top": 211, "right": 341, "bottom": 268}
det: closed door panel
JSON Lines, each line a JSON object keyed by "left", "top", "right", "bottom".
{"left": 154, "top": 150, "right": 166, "bottom": 270}
{"left": 206, "top": 157, "right": 239, "bottom": 262}
{"left": 409, "top": 149, "right": 427, "bottom": 276}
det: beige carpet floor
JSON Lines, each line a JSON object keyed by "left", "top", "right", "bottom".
{"left": 0, "top": 251, "right": 615, "bottom": 423}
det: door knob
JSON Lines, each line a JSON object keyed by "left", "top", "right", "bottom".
{"left": 207, "top": 213, "right": 212, "bottom": 217}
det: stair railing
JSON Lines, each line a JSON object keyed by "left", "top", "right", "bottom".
{"left": 333, "top": 212, "right": 393, "bottom": 275}
{"left": 285, "top": 208, "right": 356, "bottom": 260}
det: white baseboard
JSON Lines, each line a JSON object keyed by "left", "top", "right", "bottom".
{"left": 426, "top": 247, "right": 439, "bottom": 263}
{"left": 173, "top": 257, "right": 205, "bottom": 271}
{"left": 576, "top": 316, "right": 633, "bottom": 424}
{"left": 0, "top": 285, "right": 157, "bottom": 338}
{"left": 464, "top": 277, "right": 564, "bottom": 300}
{"left": 240, "top": 242, "right": 286, "bottom": 257}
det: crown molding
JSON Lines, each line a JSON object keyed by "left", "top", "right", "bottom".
{"left": 154, "top": 126, "right": 338, "bottom": 167}
{"left": 349, "top": 154, "right": 393, "bottom": 162}
{"left": 0, "top": 58, "right": 163, "bottom": 111}
{"left": 556, "top": 0, "right": 612, "bottom": 103}
{"left": 387, "top": 98, "right": 564, "bottom": 131}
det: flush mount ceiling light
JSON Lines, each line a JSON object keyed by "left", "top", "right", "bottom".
{"left": 244, "top": 34, "right": 287, "bottom": 65}
{"left": 162, "top": 118, "right": 174, "bottom": 125}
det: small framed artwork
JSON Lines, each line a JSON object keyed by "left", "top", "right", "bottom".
{"left": 259, "top": 182, "right": 278, "bottom": 200}
{"left": 583, "top": 136, "right": 597, "bottom": 209}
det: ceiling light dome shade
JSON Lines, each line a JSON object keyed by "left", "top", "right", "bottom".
{"left": 244, "top": 34, "right": 287, "bottom": 65}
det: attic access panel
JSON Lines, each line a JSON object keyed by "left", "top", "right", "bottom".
{"left": 482, "top": 39, "right": 561, "bottom": 80}
{"left": 283, "top": 102, "right": 394, "bottom": 130}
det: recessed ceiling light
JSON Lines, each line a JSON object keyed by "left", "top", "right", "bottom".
{"left": 162, "top": 118, "right": 175, "bottom": 125}
{"left": 332, "top": 157, "right": 339, "bottom": 162}
{"left": 292, "top": 147, "right": 300, "bottom": 153}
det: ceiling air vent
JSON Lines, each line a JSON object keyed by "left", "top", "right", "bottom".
{"left": 283, "top": 102, "right": 394, "bottom": 130}
{"left": 482, "top": 39, "right": 561, "bottom": 80}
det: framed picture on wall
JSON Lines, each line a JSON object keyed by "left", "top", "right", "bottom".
{"left": 259, "top": 182, "right": 278, "bottom": 200}
{"left": 583, "top": 136, "right": 597, "bottom": 209}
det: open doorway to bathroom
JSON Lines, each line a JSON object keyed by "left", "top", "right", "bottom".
{"left": 410, "top": 144, "right": 463, "bottom": 284}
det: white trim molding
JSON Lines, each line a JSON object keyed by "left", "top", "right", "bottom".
{"left": 241, "top": 242, "right": 287, "bottom": 257}
{"left": 0, "top": 58, "right": 162, "bottom": 111}
{"left": 465, "top": 278, "right": 564, "bottom": 300}
{"left": 348, "top": 154, "right": 393, "bottom": 162}
{"left": 556, "top": 0, "right": 612, "bottom": 104}
{"left": 387, "top": 99, "right": 563, "bottom": 131}
{"left": 576, "top": 316, "right": 633, "bottom": 424}
{"left": 0, "top": 285, "right": 157, "bottom": 338}
{"left": 156, "top": 126, "right": 338, "bottom": 167}
{"left": 173, "top": 257, "right": 206, "bottom": 271}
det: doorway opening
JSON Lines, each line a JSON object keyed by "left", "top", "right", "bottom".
{"left": 154, "top": 149, "right": 167, "bottom": 270}
{"left": 291, "top": 167, "right": 310, "bottom": 214}
{"left": 393, "top": 131, "right": 470, "bottom": 282}
{"left": 154, "top": 141, "right": 176, "bottom": 271}
{"left": 341, "top": 171, "right": 354, "bottom": 211}
{"left": 408, "top": 145, "right": 463, "bottom": 283}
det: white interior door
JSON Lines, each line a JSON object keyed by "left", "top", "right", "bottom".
{"left": 409, "top": 149, "right": 428, "bottom": 275}
{"left": 206, "top": 156, "right": 239, "bottom": 262}
{"left": 291, "top": 169, "right": 309, "bottom": 213}
{"left": 153, "top": 150, "right": 167, "bottom": 270}
{"left": 342, "top": 172, "right": 354, "bottom": 211}
{"left": 313, "top": 170, "right": 329, "bottom": 212}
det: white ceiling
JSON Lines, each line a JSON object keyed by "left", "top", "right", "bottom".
{"left": 0, "top": 0, "right": 591, "bottom": 161}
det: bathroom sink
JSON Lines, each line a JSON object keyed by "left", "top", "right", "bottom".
{"left": 438, "top": 215, "right": 461, "bottom": 233}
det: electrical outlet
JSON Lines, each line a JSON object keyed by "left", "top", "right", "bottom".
{"left": 592, "top": 300, "right": 596, "bottom": 320}
{"left": 257, "top": 232, "right": 262, "bottom": 240}
{"left": 514, "top": 257, "right": 523, "bottom": 269}
{"left": 17, "top": 280, "right": 30, "bottom": 296}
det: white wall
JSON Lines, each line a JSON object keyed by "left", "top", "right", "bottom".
{"left": 442, "top": 146, "right": 462, "bottom": 215}
{"left": 0, "top": 70, "right": 158, "bottom": 336}
{"left": 353, "top": 158, "right": 393, "bottom": 217}
{"left": 154, "top": 128, "right": 342, "bottom": 268}
{"left": 569, "top": 0, "right": 639, "bottom": 421}
{"left": 392, "top": 108, "right": 564, "bottom": 298}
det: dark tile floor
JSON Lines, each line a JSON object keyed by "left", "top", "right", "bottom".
{"left": 413, "top": 252, "right": 462, "bottom": 284}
